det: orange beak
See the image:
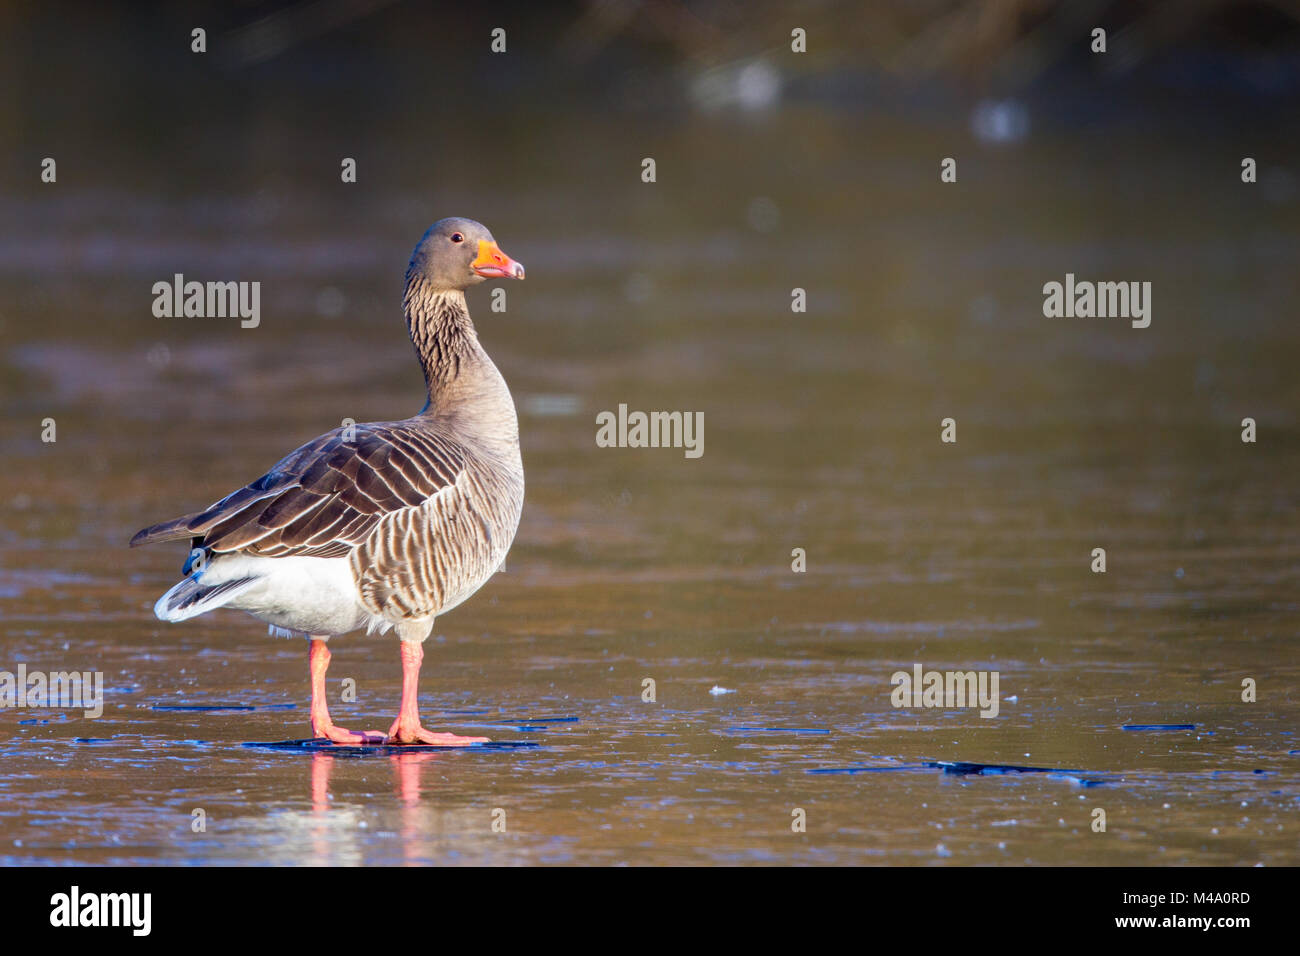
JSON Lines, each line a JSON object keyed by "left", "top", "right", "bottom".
{"left": 472, "top": 239, "right": 525, "bottom": 279}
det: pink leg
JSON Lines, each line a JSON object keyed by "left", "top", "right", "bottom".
{"left": 309, "top": 639, "right": 385, "bottom": 744}
{"left": 386, "top": 641, "right": 490, "bottom": 746}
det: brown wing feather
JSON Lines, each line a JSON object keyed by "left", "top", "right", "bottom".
{"left": 130, "top": 422, "right": 465, "bottom": 559}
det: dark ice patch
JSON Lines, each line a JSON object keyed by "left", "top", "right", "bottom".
{"left": 150, "top": 703, "right": 297, "bottom": 712}
{"left": 1122, "top": 723, "right": 1196, "bottom": 731}
{"left": 242, "top": 738, "right": 538, "bottom": 756}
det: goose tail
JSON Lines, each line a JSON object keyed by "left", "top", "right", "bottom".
{"left": 154, "top": 575, "right": 258, "bottom": 623}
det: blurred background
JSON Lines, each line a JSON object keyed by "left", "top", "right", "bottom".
{"left": 0, "top": 0, "right": 1298, "bottom": 865}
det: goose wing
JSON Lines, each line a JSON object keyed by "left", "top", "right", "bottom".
{"left": 130, "top": 422, "right": 465, "bottom": 559}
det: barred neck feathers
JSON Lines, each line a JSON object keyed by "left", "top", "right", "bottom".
{"left": 403, "top": 278, "right": 479, "bottom": 398}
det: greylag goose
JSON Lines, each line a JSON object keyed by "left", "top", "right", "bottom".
{"left": 131, "top": 218, "right": 525, "bottom": 746}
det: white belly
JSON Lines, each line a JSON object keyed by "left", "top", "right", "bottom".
{"left": 204, "top": 553, "right": 386, "bottom": 638}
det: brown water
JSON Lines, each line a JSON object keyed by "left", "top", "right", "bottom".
{"left": 1, "top": 104, "right": 1298, "bottom": 865}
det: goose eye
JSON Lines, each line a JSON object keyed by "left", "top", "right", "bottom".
{"left": 450, "top": 233, "right": 464, "bottom": 243}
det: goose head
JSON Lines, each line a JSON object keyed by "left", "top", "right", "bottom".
{"left": 406, "top": 217, "right": 525, "bottom": 292}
